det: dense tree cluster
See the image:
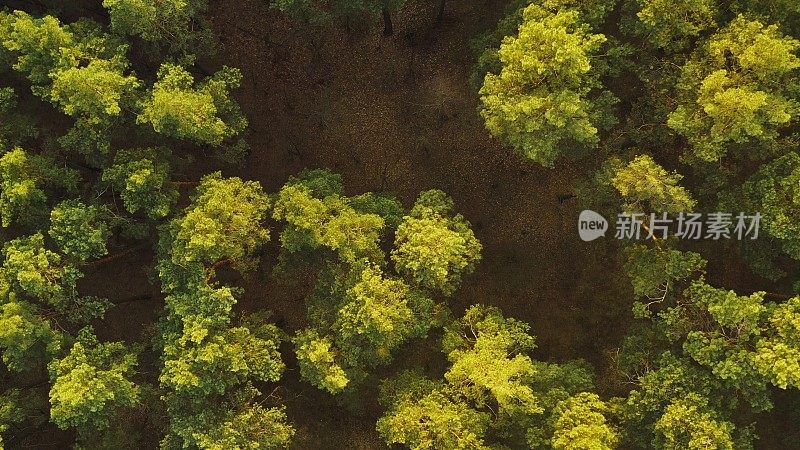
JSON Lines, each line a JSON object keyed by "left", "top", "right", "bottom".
{"left": 272, "top": 170, "right": 480, "bottom": 393}
{"left": 472, "top": 0, "right": 800, "bottom": 448}
{"left": 0, "top": 0, "right": 797, "bottom": 448}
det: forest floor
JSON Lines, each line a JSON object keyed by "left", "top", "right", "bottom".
{"left": 205, "top": 1, "right": 635, "bottom": 447}
{"left": 8, "top": 0, "right": 792, "bottom": 448}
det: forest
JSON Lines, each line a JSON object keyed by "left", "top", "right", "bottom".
{"left": 0, "top": 0, "right": 799, "bottom": 448}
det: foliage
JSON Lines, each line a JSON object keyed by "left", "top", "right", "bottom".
{"left": 653, "top": 393, "right": 737, "bottom": 450}
{"left": 0, "top": 298, "right": 63, "bottom": 372}
{"left": 137, "top": 64, "right": 247, "bottom": 147}
{"left": 0, "top": 391, "right": 18, "bottom": 449}
{"left": 478, "top": 4, "right": 610, "bottom": 166}
{"left": 0, "top": 147, "right": 78, "bottom": 228}
{"left": 293, "top": 328, "right": 350, "bottom": 394}
{"left": 668, "top": 16, "right": 800, "bottom": 162}
{"left": 102, "top": 147, "right": 178, "bottom": 219}
{"left": 334, "top": 265, "right": 417, "bottom": 366}
{"left": 49, "top": 200, "right": 110, "bottom": 261}
{"left": 164, "top": 172, "right": 270, "bottom": 270}
{"left": 392, "top": 190, "right": 482, "bottom": 296}
{"left": 2, "top": 233, "right": 83, "bottom": 307}
{"left": 744, "top": 151, "right": 800, "bottom": 259}
{"left": 550, "top": 392, "right": 618, "bottom": 450}
{"left": 275, "top": 182, "right": 463, "bottom": 393}
{"left": 273, "top": 182, "right": 385, "bottom": 264}
{"left": 378, "top": 306, "right": 599, "bottom": 449}
{"left": 0, "top": 11, "right": 138, "bottom": 159}
{"left": 156, "top": 174, "right": 292, "bottom": 448}
{"left": 441, "top": 305, "right": 540, "bottom": 418}
{"left": 377, "top": 371, "right": 491, "bottom": 450}
{"left": 622, "top": 244, "right": 706, "bottom": 300}
{"left": 620, "top": 352, "right": 748, "bottom": 449}
{"left": 0, "top": 388, "right": 48, "bottom": 450}
{"left": 273, "top": 177, "right": 478, "bottom": 395}
{"left": 682, "top": 281, "right": 800, "bottom": 395}
{"left": 3, "top": 0, "right": 800, "bottom": 447}
{"left": 0, "top": 11, "right": 74, "bottom": 87}
{"left": 48, "top": 328, "right": 139, "bottom": 430}
{"left": 160, "top": 309, "right": 285, "bottom": 397}
{"left": 49, "top": 57, "right": 139, "bottom": 123}
{"left": 609, "top": 155, "right": 697, "bottom": 214}
{"left": 102, "top": 0, "right": 213, "bottom": 53}
{"left": 471, "top": 0, "right": 615, "bottom": 90}
{"left": 631, "top": 0, "right": 718, "bottom": 51}
{"left": 163, "top": 383, "right": 293, "bottom": 449}
{"left": 618, "top": 274, "right": 800, "bottom": 447}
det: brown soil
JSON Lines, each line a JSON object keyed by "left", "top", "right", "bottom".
{"left": 207, "top": 1, "right": 633, "bottom": 447}
{"left": 11, "top": 1, "right": 795, "bottom": 448}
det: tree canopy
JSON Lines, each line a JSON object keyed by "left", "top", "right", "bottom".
{"left": 1, "top": 0, "right": 800, "bottom": 448}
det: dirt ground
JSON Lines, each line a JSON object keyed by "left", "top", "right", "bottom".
{"left": 207, "top": 1, "right": 634, "bottom": 447}
{"left": 7, "top": 0, "right": 796, "bottom": 448}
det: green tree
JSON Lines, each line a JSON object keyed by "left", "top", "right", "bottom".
{"left": 160, "top": 315, "right": 285, "bottom": 399}
{"left": 137, "top": 64, "right": 247, "bottom": 147}
{"left": 653, "top": 393, "right": 737, "bottom": 450}
{"left": 334, "top": 265, "right": 417, "bottom": 367}
{"left": 2, "top": 233, "right": 82, "bottom": 308}
{"left": 290, "top": 262, "right": 438, "bottom": 394}
{"left": 0, "top": 147, "right": 78, "bottom": 228}
{"left": 378, "top": 306, "right": 600, "bottom": 449}
{"left": 49, "top": 57, "right": 139, "bottom": 123}
{"left": 608, "top": 155, "right": 697, "bottom": 214}
{"left": 48, "top": 328, "right": 139, "bottom": 431}
{"left": 377, "top": 371, "right": 491, "bottom": 450}
{"left": 158, "top": 285, "right": 291, "bottom": 448}
{"left": 0, "top": 388, "right": 49, "bottom": 450}
{"left": 620, "top": 352, "right": 749, "bottom": 449}
{"left": 2, "top": 233, "right": 112, "bottom": 325}
{"left": 102, "top": 0, "right": 213, "bottom": 53}
{"left": 1, "top": 11, "right": 139, "bottom": 158}
{"left": 682, "top": 280, "right": 800, "bottom": 396}
{"left": 272, "top": 182, "right": 386, "bottom": 264}
{"left": 478, "top": 4, "right": 611, "bottom": 166}
{"left": 744, "top": 152, "right": 800, "bottom": 259}
{"left": 616, "top": 271, "right": 800, "bottom": 448}
{"left": 161, "top": 172, "right": 270, "bottom": 282}
{"left": 442, "top": 305, "right": 541, "bottom": 418}
{"left": 668, "top": 16, "right": 800, "bottom": 162}
{"left": 471, "top": 0, "right": 615, "bottom": 90}
{"left": 551, "top": 392, "right": 619, "bottom": 450}
{"left": 293, "top": 328, "right": 350, "bottom": 394}
{"left": 272, "top": 174, "right": 473, "bottom": 394}
{"left": 161, "top": 383, "right": 294, "bottom": 449}
{"left": 392, "top": 190, "right": 482, "bottom": 296}
{"left": 49, "top": 200, "right": 111, "bottom": 262}
{"left": 622, "top": 245, "right": 706, "bottom": 311}
{"left": 0, "top": 11, "right": 73, "bottom": 87}
{"left": 0, "top": 297, "right": 63, "bottom": 372}
{"left": 156, "top": 175, "right": 292, "bottom": 448}
{"left": 0, "top": 391, "right": 18, "bottom": 450}
{"left": 102, "top": 147, "right": 179, "bottom": 220}
{"left": 630, "top": 0, "right": 718, "bottom": 51}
